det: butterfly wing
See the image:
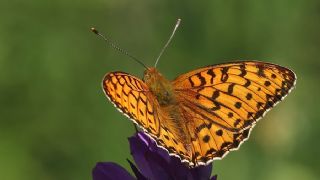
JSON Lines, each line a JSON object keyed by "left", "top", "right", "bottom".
{"left": 102, "top": 72, "right": 191, "bottom": 161}
{"left": 180, "top": 100, "right": 251, "bottom": 165}
{"left": 173, "top": 61, "right": 296, "bottom": 165}
{"left": 103, "top": 72, "right": 160, "bottom": 135}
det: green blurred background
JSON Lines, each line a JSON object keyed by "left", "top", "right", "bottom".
{"left": 1, "top": 0, "right": 319, "bottom": 179}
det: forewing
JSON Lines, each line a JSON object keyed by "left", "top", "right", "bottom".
{"left": 102, "top": 72, "right": 160, "bottom": 136}
{"left": 103, "top": 72, "right": 191, "bottom": 162}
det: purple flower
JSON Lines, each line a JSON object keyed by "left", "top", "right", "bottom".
{"left": 92, "top": 132, "right": 217, "bottom": 180}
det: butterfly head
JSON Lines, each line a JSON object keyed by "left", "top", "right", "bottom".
{"left": 143, "top": 67, "right": 174, "bottom": 105}
{"left": 143, "top": 67, "right": 164, "bottom": 86}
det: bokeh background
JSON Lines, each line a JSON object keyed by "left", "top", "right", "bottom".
{"left": 1, "top": 0, "right": 319, "bottom": 179}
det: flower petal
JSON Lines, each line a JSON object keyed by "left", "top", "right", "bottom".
{"left": 190, "top": 163, "right": 213, "bottom": 179}
{"left": 128, "top": 134, "right": 154, "bottom": 178}
{"left": 210, "top": 175, "right": 218, "bottom": 180}
{"left": 92, "top": 162, "right": 135, "bottom": 180}
{"left": 129, "top": 132, "right": 215, "bottom": 180}
{"left": 129, "top": 132, "right": 172, "bottom": 179}
{"left": 127, "top": 159, "right": 147, "bottom": 180}
{"left": 137, "top": 132, "right": 171, "bottom": 162}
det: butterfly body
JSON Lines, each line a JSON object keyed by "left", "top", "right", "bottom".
{"left": 102, "top": 61, "right": 296, "bottom": 167}
{"left": 143, "top": 67, "right": 192, "bottom": 151}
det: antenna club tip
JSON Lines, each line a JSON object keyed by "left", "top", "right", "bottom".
{"left": 91, "top": 27, "right": 99, "bottom": 35}
{"left": 175, "top": 19, "right": 181, "bottom": 27}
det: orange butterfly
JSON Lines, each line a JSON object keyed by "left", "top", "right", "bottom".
{"left": 93, "top": 19, "right": 296, "bottom": 167}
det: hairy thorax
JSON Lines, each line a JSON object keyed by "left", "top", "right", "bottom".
{"left": 144, "top": 67, "right": 192, "bottom": 151}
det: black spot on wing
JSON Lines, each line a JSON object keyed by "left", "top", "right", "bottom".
{"left": 264, "top": 80, "right": 271, "bottom": 87}
{"left": 188, "top": 77, "right": 195, "bottom": 87}
{"left": 227, "top": 83, "right": 236, "bottom": 94}
{"left": 216, "top": 129, "right": 223, "bottom": 136}
{"left": 257, "top": 64, "right": 266, "bottom": 77}
{"left": 244, "top": 79, "right": 251, "bottom": 87}
{"left": 239, "top": 64, "right": 247, "bottom": 77}
{"left": 246, "top": 93, "right": 253, "bottom": 100}
{"left": 195, "top": 123, "right": 212, "bottom": 133}
{"left": 235, "top": 102, "right": 242, "bottom": 109}
{"left": 205, "top": 148, "right": 217, "bottom": 156}
{"left": 221, "top": 67, "right": 229, "bottom": 82}
{"left": 206, "top": 69, "right": 216, "bottom": 84}
{"left": 203, "top": 135, "right": 210, "bottom": 143}
{"left": 211, "top": 91, "right": 220, "bottom": 100}
{"left": 196, "top": 73, "right": 206, "bottom": 86}
{"left": 234, "top": 119, "right": 241, "bottom": 127}
{"left": 221, "top": 142, "right": 233, "bottom": 150}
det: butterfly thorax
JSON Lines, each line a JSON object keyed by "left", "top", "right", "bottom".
{"left": 143, "top": 68, "right": 192, "bottom": 152}
{"left": 143, "top": 67, "right": 176, "bottom": 106}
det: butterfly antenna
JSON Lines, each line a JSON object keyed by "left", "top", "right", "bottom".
{"left": 154, "top": 18, "right": 181, "bottom": 67}
{"left": 91, "top": 27, "right": 149, "bottom": 70}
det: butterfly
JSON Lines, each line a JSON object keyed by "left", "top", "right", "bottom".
{"left": 93, "top": 19, "right": 296, "bottom": 167}
{"left": 102, "top": 61, "right": 296, "bottom": 167}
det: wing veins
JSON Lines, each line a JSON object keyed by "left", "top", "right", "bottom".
{"left": 196, "top": 91, "right": 254, "bottom": 121}
{"left": 175, "top": 75, "right": 278, "bottom": 108}
{"left": 181, "top": 99, "right": 239, "bottom": 132}
{"left": 226, "top": 66, "right": 285, "bottom": 88}
{"left": 172, "top": 61, "right": 291, "bottom": 86}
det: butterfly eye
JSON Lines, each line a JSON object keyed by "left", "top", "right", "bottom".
{"left": 144, "top": 73, "right": 151, "bottom": 81}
